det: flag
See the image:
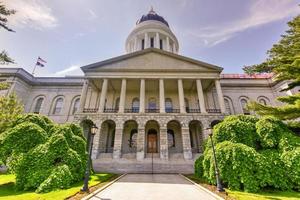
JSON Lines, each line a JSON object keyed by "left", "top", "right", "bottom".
{"left": 36, "top": 57, "right": 46, "bottom": 67}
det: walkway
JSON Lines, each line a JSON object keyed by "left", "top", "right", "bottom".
{"left": 88, "top": 174, "right": 222, "bottom": 200}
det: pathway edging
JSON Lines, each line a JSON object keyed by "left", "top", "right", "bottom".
{"left": 179, "top": 174, "right": 224, "bottom": 200}
{"left": 82, "top": 173, "right": 127, "bottom": 200}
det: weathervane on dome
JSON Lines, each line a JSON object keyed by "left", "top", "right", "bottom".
{"left": 149, "top": 6, "right": 156, "bottom": 14}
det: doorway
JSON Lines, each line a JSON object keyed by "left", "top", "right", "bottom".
{"left": 147, "top": 129, "right": 158, "bottom": 153}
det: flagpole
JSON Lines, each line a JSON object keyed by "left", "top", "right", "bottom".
{"left": 32, "top": 63, "right": 38, "bottom": 75}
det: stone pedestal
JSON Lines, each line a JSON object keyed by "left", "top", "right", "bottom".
{"left": 113, "top": 128, "right": 123, "bottom": 159}
{"left": 182, "top": 127, "right": 192, "bottom": 160}
{"left": 136, "top": 128, "right": 145, "bottom": 160}
{"left": 160, "top": 128, "right": 168, "bottom": 160}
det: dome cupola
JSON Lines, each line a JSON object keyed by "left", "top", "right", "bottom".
{"left": 125, "top": 7, "right": 179, "bottom": 54}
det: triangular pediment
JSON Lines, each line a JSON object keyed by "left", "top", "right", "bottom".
{"left": 81, "top": 48, "right": 222, "bottom": 73}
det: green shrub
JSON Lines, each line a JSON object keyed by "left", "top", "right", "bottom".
{"left": 256, "top": 116, "right": 286, "bottom": 149}
{"left": 281, "top": 147, "right": 300, "bottom": 191}
{"left": 36, "top": 165, "right": 73, "bottom": 193}
{"left": 0, "top": 114, "right": 87, "bottom": 193}
{"left": 203, "top": 141, "right": 261, "bottom": 192}
{"left": 213, "top": 115, "right": 258, "bottom": 148}
{"left": 194, "top": 155, "right": 204, "bottom": 178}
{"left": 258, "top": 150, "right": 290, "bottom": 190}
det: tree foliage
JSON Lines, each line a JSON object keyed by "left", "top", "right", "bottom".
{"left": 243, "top": 15, "right": 300, "bottom": 120}
{"left": 0, "top": 114, "right": 87, "bottom": 193}
{"left": 0, "top": 2, "right": 15, "bottom": 64}
{"left": 195, "top": 115, "right": 300, "bottom": 192}
{"left": 0, "top": 94, "right": 23, "bottom": 134}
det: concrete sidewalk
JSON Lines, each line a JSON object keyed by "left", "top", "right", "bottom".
{"left": 88, "top": 174, "right": 222, "bottom": 200}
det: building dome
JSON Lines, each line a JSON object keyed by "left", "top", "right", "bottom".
{"left": 137, "top": 8, "right": 169, "bottom": 27}
{"left": 125, "top": 8, "right": 179, "bottom": 54}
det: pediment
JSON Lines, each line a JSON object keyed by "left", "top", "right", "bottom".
{"left": 81, "top": 48, "right": 222, "bottom": 73}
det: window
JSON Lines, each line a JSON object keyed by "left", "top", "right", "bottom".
{"left": 160, "top": 39, "right": 163, "bottom": 49}
{"left": 259, "top": 98, "right": 267, "bottom": 105}
{"left": 185, "top": 98, "right": 189, "bottom": 112}
{"left": 72, "top": 98, "right": 80, "bottom": 114}
{"left": 132, "top": 97, "right": 139, "bottom": 112}
{"left": 129, "top": 129, "right": 138, "bottom": 148}
{"left": 224, "top": 99, "right": 232, "bottom": 114}
{"left": 53, "top": 97, "right": 63, "bottom": 114}
{"left": 167, "top": 129, "right": 175, "bottom": 148}
{"left": 189, "top": 130, "right": 194, "bottom": 148}
{"left": 34, "top": 97, "right": 44, "bottom": 114}
{"left": 141, "top": 39, "right": 145, "bottom": 50}
{"left": 115, "top": 97, "right": 120, "bottom": 110}
{"left": 240, "top": 99, "right": 250, "bottom": 115}
{"left": 150, "top": 37, "right": 154, "bottom": 47}
{"left": 165, "top": 98, "right": 173, "bottom": 113}
{"left": 148, "top": 98, "right": 156, "bottom": 110}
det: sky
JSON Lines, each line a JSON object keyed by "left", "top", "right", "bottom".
{"left": 0, "top": 0, "right": 299, "bottom": 76}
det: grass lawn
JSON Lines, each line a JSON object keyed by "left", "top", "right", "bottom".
{"left": 186, "top": 175, "right": 300, "bottom": 200}
{"left": 0, "top": 173, "right": 116, "bottom": 200}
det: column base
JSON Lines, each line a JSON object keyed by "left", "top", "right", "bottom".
{"left": 183, "top": 150, "right": 193, "bottom": 160}
{"left": 136, "top": 151, "right": 145, "bottom": 160}
{"left": 113, "top": 150, "right": 121, "bottom": 159}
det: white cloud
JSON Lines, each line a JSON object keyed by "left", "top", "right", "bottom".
{"left": 87, "top": 9, "right": 98, "bottom": 20}
{"left": 54, "top": 65, "right": 83, "bottom": 76}
{"left": 3, "top": 0, "right": 58, "bottom": 30}
{"left": 188, "top": 0, "right": 299, "bottom": 47}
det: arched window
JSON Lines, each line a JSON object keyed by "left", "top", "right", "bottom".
{"left": 148, "top": 98, "right": 156, "bottom": 110}
{"left": 72, "top": 98, "right": 80, "bottom": 114}
{"left": 185, "top": 98, "right": 189, "bottom": 112}
{"left": 167, "top": 129, "right": 175, "bottom": 148}
{"left": 240, "top": 98, "right": 250, "bottom": 115}
{"left": 115, "top": 97, "right": 120, "bottom": 110}
{"left": 33, "top": 97, "right": 44, "bottom": 114}
{"left": 129, "top": 129, "right": 138, "bottom": 148}
{"left": 224, "top": 98, "right": 233, "bottom": 114}
{"left": 132, "top": 97, "right": 139, "bottom": 112}
{"left": 165, "top": 98, "right": 173, "bottom": 113}
{"left": 53, "top": 97, "right": 63, "bottom": 115}
{"left": 259, "top": 99, "right": 267, "bottom": 105}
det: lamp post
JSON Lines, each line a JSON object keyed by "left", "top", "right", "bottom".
{"left": 206, "top": 127, "right": 224, "bottom": 192}
{"left": 81, "top": 123, "right": 98, "bottom": 192}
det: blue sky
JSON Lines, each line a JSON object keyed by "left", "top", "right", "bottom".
{"left": 0, "top": 0, "right": 299, "bottom": 76}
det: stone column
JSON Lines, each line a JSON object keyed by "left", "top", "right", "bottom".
{"left": 119, "top": 79, "right": 127, "bottom": 113}
{"left": 166, "top": 37, "right": 170, "bottom": 51}
{"left": 134, "top": 37, "right": 138, "bottom": 51}
{"left": 178, "top": 79, "right": 186, "bottom": 113}
{"left": 113, "top": 127, "right": 123, "bottom": 159}
{"left": 215, "top": 79, "right": 226, "bottom": 113}
{"left": 182, "top": 127, "right": 192, "bottom": 160}
{"left": 173, "top": 43, "right": 176, "bottom": 53}
{"left": 79, "top": 80, "right": 89, "bottom": 112}
{"left": 98, "top": 79, "right": 108, "bottom": 113}
{"left": 196, "top": 79, "right": 207, "bottom": 113}
{"left": 136, "top": 127, "right": 145, "bottom": 160}
{"left": 160, "top": 127, "right": 168, "bottom": 160}
{"left": 155, "top": 32, "right": 159, "bottom": 48}
{"left": 159, "top": 79, "right": 165, "bottom": 113}
{"left": 91, "top": 126, "right": 101, "bottom": 160}
{"left": 145, "top": 32, "right": 149, "bottom": 48}
{"left": 139, "top": 79, "right": 145, "bottom": 113}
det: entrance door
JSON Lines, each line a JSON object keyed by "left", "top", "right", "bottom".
{"left": 147, "top": 130, "right": 157, "bottom": 153}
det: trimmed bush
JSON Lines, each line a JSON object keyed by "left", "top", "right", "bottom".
{"left": 196, "top": 115, "right": 300, "bottom": 192}
{"left": 0, "top": 114, "right": 87, "bottom": 193}
{"left": 203, "top": 141, "right": 261, "bottom": 192}
{"left": 213, "top": 115, "right": 258, "bottom": 148}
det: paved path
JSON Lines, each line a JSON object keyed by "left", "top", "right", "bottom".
{"left": 89, "top": 174, "right": 221, "bottom": 200}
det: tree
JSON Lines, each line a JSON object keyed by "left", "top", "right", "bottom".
{"left": 0, "top": 2, "right": 15, "bottom": 64}
{"left": 243, "top": 15, "right": 300, "bottom": 120}
{"left": 0, "top": 94, "right": 23, "bottom": 134}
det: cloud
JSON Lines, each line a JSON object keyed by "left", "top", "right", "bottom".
{"left": 188, "top": 0, "right": 299, "bottom": 47}
{"left": 3, "top": 0, "right": 58, "bottom": 30}
{"left": 87, "top": 9, "right": 98, "bottom": 20}
{"left": 54, "top": 65, "right": 83, "bottom": 76}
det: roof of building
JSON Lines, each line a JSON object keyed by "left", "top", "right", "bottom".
{"left": 221, "top": 73, "right": 273, "bottom": 79}
{"left": 136, "top": 7, "right": 169, "bottom": 27}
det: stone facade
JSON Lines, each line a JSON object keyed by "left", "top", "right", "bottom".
{"left": 0, "top": 9, "right": 298, "bottom": 173}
